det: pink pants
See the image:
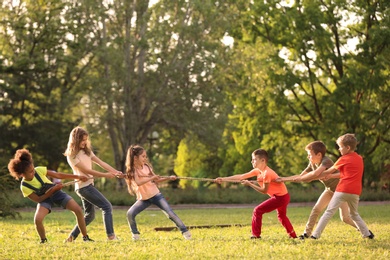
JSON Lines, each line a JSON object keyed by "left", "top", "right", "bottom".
{"left": 252, "top": 193, "right": 297, "bottom": 238}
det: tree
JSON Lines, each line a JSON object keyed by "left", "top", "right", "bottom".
{"left": 0, "top": 0, "right": 96, "bottom": 169}
{"left": 221, "top": 0, "right": 390, "bottom": 182}
{"left": 78, "top": 0, "right": 238, "bottom": 175}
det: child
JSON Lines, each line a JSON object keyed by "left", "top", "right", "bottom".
{"left": 216, "top": 149, "right": 297, "bottom": 239}
{"left": 310, "top": 134, "right": 374, "bottom": 239}
{"left": 8, "top": 149, "right": 93, "bottom": 243}
{"left": 64, "top": 126, "right": 122, "bottom": 241}
{"left": 125, "top": 145, "right": 192, "bottom": 240}
{"left": 276, "top": 141, "right": 357, "bottom": 239}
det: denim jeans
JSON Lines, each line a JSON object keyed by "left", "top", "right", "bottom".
{"left": 70, "top": 184, "right": 115, "bottom": 238}
{"left": 127, "top": 193, "right": 188, "bottom": 234}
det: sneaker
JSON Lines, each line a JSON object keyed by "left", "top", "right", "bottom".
{"left": 183, "top": 231, "right": 192, "bottom": 240}
{"left": 83, "top": 235, "right": 94, "bottom": 242}
{"left": 132, "top": 233, "right": 140, "bottom": 241}
{"left": 310, "top": 235, "right": 317, "bottom": 239}
{"left": 40, "top": 238, "right": 48, "bottom": 244}
{"left": 299, "top": 233, "right": 309, "bottom": 240}
{"left": 366, "top": 230, "right": 375, "bottom": 239}
{"left": 108, "top": 235, "right": 119, "bottom": 241}
{"left": 64, "top": 236, "right": 74, "bottom": 243}
{"left": 250, "top": 235, "right": 261, "bottom": 239}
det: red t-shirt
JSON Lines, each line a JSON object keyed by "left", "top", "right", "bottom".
{"left": 334, "top": 152, "right": 364, "bottom": 195}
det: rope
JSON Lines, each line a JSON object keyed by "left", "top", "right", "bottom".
{"left": 159, "top": 176, "right": 258, "bottom": 184}
{"left": 61, "top": 177, "right": 95, "bottom": 187}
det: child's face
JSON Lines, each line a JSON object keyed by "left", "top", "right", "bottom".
{"left": 135, "top": 150, "right": 148, "bottom": 166}
{"left": 22, "top": 164, "right": 35, "bottom": 180}
{"left": 307, "top": 150, "right": 322, "bottom": 164}
{"left": 251, "top": 154, "right": 264, "bottom": 168}
{"left": 79, "top": 135, "right": 88, "bottom": 149}
{"left": 337, "top": 142, "right": 350, "bottom": 155}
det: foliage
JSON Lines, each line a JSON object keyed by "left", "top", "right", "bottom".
{"left": 1, "top": 206, "right": 389, "bottom": 259}
{"left": 0, "top": 166, "right": 20, "bottom": 218}
{"left": 220, "top": 0, "right": 390, "bottom": 182}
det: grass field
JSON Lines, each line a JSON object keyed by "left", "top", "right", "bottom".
{"left": 1, "top": 204, "right": 389, "bottom": 259}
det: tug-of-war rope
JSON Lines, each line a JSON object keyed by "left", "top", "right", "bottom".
{"left": 159, "top": 176, "right": 258, "bottom": 184}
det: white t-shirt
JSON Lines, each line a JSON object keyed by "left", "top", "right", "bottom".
{"left": 67, "top": 150, "right": 95, "bottom": 190}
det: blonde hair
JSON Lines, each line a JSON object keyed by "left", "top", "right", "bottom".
{"left": 64, "top": 126, "right": 92, "bottom": 158}
{"left": 337, "top": 133, "right": 358, "bottom": 151}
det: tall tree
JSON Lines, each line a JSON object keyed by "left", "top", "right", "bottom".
{"left": 221, "top": 0, "right": 390, "bottom": 182}
{"left": 0, "top": 0, "right": 96, "bottom": 169}
{"left": 79, "top": 0, "right": 238, "bottom": 174}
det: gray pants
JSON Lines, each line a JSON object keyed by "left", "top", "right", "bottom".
{"left": 312, "top": 192, "right": 370, "bottom": 238}
{"left": 304, "top": 188, "right": 357, "bottom": 236}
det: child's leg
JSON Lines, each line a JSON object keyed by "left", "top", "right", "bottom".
{"left": 311, "top": 192, "right": 344, "bottom": 238}
{"left": 65, "top": 199, "right": 88, "bottom": 237}
{"left": 152, "top": 193, "right": 188, "bottom": 233}
{"left": 304, "top": 189, "right": 332, "bottom": 236}
{"left": 69, "top": 196, "right": 95, "bottom": 239}
{"left": 34, "top": 205, "right": 49, "bottom": 240}
{"left": 275, "top": 194, "right": 297, "bottom": 238}
{"left": 338, "top": 201, "right": 358, "bottom": 229}
{"left": 346, "top": 194, "right": 371, "bottom": 237}
{"left": 127, "top": 199, "right": 151, "bottom": 235}
{"left": 77, "top": 185, "right": 112, "bottom": 237}
{"left": 252, "top": 196, "right": 281, "bottom": 237}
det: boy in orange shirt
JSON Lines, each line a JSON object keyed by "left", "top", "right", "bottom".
{"left": 310, "top": 134, "right": 374, "bottom": 239}
{"left": 216, "top": 149, "right": 297, "bottom": 239}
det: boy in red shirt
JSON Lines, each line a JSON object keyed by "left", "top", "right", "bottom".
{"left": 311, "top": 133, "right": 374, "bottom": 239}
{"left": 216, "top": 149, "right": 297, "bottom": 239}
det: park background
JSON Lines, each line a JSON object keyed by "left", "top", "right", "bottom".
{"left": 1, "top": 0, "right": 390, "bottom": 216}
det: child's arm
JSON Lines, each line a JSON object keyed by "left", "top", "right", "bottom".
{"left": 318, "top": 166, "right": 339, "bottom": 180}
{"left": 155, "top": 175, "right": 176, "bottom": 183}
{"left": 26, "top": 183, "right": 63, "bottom": 203}
{"left": 134, "top": 173, "right": 159, "bottom": 186}
{"left": 73, "top": 162, "right": 116, "bottom": 179}
{"left": 242, "top": 180, "right": 268, "bottom": 194}
{"left": 92, "top": 156, "right": 123, "bottom": 177}
{"left": 47, "top": 170, "right": 88, "bottom": 181}
{"left": 215, "top": 171, "right": 257, "bottom": 184}
{"left": 294, "top": 165, "right": 327, "bottom": 182}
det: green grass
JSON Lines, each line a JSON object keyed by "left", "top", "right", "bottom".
{"left": 1, "top": 205, "right": 389, "bottom": 259}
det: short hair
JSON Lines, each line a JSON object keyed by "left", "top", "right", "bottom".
{"left": 252, "top": 149, "right": 268, "bottom": 162}
{"left": 337, "top": 133, "right": 357, "bottom": 150}
{"left": 305, "top": 141, "right": 326, "bottom": 157}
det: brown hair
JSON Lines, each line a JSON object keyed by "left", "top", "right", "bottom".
{"left": 8, "top": 149, "right": 34, "bottom": 180}
{"left": 252, "top": 149, "right": 269, "bottom": 162}
{"left": 64, "top": 126, "right": 92, "bottom": 158}
{"left": 337, "top": 133, "right": 357, "bottom": 151}
{"left": 305, "top": 141, "right": 326, "bottom": 157}
{"left": 125, "top": 145, "right": 153, "bottom": 195}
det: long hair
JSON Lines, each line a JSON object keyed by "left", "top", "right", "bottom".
{"left": 63, "top": 126, "right": 92, "bottom": 158}
{"left": 8, "top": 149, "right": 34, "bottom": 180}
{"left": 125, "top": 145, "right": 153, "bottom": 195}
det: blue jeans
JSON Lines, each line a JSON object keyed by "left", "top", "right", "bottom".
{"left": 127, "top": 193, "right": 188, "bottom": 234}
{"left": 70, "top": 184, "right": 115, "bottom": 238}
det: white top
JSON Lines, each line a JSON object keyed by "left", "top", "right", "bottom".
{"left": 67, "top": 150, "right": 95, "bottom": 190}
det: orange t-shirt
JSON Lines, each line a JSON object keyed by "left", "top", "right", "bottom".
{"left": 245, "top": 166, "right": 288, "bottom": 197}
{"left": 334, "top": 152, "right": 364, "bottom": 195}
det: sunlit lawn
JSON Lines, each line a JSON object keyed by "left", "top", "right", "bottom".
{"left": 1, "top": 205, "right": 389, "bottom": 259}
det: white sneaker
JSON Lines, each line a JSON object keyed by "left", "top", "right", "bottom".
{"left": 183, "top": 231, "right": 192, "bottom": 240}
{"left": 132, "top": 234, "right": 140, "bottom": 241}
{"left": 108, "top": 235, "right": 119, "bottom": 241}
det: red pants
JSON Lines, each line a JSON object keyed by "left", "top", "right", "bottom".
{"left": 252, "top": 193, "right": 297, "bottom": 238}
